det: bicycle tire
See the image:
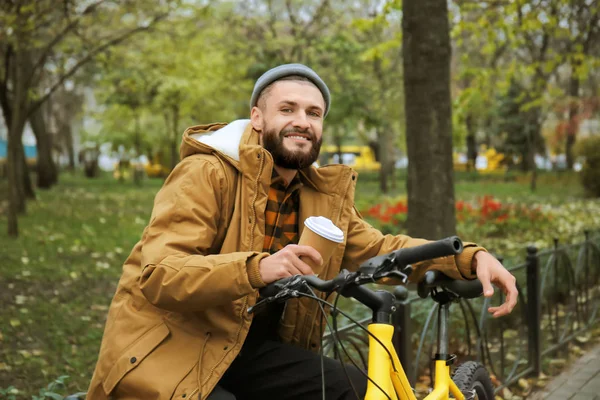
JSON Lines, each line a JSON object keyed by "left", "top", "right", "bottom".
{"left": 452, "top": 361, "right": 495, "bottom": 400}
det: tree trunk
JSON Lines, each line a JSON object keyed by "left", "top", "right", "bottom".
{"left": 465, "top": 114, "right": 477, "bottom": 172}
{"left": 7, "top": 115, "right": 28, "bottom": 236}
{"left": 63, "top": 123, "right": 76, "bottom": 170}
{"left": 19, "top": 141, "right": 35, "bottom": 200}
{"left": 566, "top": 64, "right": 580, "bottom": 170}
{"left": 403, "top": 0, "right": 456, "bottom": 239}
{"left": 30, "top": 104, "right": 58, "bottom": 188}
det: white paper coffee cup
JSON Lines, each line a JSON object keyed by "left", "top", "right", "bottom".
{"left": 298, "top": 216, "right": 344, "bottom": 270}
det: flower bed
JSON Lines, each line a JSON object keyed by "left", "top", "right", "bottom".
{"left": 362, "top": 196, "right": 600, "bottom": 259}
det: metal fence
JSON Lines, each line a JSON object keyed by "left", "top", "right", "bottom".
{"left": 322, "top": 231, "right": 600, "bottom": 392}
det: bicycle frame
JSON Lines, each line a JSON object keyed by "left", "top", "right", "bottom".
{"left": 365, "top": 304, "right": 465, "bottom": 400}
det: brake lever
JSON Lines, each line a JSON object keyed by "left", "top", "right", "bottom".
{"left": 247, "top": 297, "right": 272, "bottom": 314}
{"left": 374, "top": 270, "right": 409, "bottom": 284}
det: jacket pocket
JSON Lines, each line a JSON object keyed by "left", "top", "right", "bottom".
{"left": 102, "top": 322, "right": 170, "bottom": 395}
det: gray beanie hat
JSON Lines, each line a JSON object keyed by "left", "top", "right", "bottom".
{"left": 250, "top": 63, "right": 331, "bottom": 117}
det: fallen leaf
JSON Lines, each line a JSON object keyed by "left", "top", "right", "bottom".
{"left": 518, "top": 378, "right": 529, "bottom": 390}
{"left": 18, "top": 350, "right": 32, "bottom": 358}
{"left": 576, "top": 334, "right": 591, "bottom": 344}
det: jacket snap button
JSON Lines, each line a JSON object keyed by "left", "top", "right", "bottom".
{"left": 257, "top": 154, "right": 261, "bottom": 159}
{"left": 352, "top": 175, "right": 356, "bottom": 180}
{"left": 182, "top": 395, "right": 186, "bottom": 398}
{"left": 130, "top": 357, "right": 137, "bottom": 364}
{"left": 310, "top": 343, "right": 317, "bottom": 348}
{"left": 224, "top": 346, "right": 228, "bottom": 350}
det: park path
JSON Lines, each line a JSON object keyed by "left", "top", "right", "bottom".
{"left": 529, "top": 343, "right": 600, "bottom": 400}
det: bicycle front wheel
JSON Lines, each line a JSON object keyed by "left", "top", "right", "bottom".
{"left": 452, "top": 361, "right": 495, "bottom": 400}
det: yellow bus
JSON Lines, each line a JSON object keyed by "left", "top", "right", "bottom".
{"left": 319, "top": 145, "right": 380, "bottom": 171}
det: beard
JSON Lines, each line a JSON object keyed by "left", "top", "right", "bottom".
{"left": 262, "top": 126, "right": 322, "bottom": 169}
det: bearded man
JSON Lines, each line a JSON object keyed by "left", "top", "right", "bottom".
{"left": 87, "top": 64, "right": 517, "bottom": 400}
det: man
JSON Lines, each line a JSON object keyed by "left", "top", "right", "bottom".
{"left": 87, "top": 64, "right": 517, "bottom": 400}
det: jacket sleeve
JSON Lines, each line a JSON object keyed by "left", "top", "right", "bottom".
{"left": 341, "top": 207, "right": 485, "bottom": 282}
{"left": 138, "top": 156, "right": 268, "bottom": 312}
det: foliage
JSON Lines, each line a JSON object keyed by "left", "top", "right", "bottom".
{"left": 363, "top": 195, "right": 553, "bottom": 241}
{"left": 492, "top": 80, "right": 546, "bottom": 169}
{"left": 0, "top": 376, "right": 69, "bottom": 400}
{"left": 574, "top": 135, "right": 600, "bottom": 197}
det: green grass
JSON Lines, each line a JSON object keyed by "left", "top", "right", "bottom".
{"left": 0, "top": 173, "right": 163, "bottom": 398}
{"left": 0, "top": 168, "right": 595, "bottom": 398}
{"left": 354, "top": 170, "right": 584, "bottom": 209}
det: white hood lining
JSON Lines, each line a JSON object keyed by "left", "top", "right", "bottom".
{"left": 189, "top": 119, "right": 250, "bottom": 161}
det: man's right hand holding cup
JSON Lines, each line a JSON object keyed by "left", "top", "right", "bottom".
{"left": 258, "top": 245, "right": 323, "bottom": 284}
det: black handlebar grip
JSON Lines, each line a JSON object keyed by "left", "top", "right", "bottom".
{"left": 393, "top": 236, "right": 463, "bottom": 267}
{"left": 419, "top": 270, "right": 483, "bottom": 299}
{"left": 443, "top": 279, "right": 483, "bottom": 299}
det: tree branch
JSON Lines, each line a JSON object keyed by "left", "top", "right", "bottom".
{"left": 582, "top": 7, "right": 600, "bottom": 54}
{"left": 27, "top": 13, "right": 168, "bottom": 119}
{"left": 303, "top": 0, "right": 330, "bottom": 34}
{"left": 29, "top": 0, "right": 107, "bottom": 80}
{"left": 266, "top": 0, "right": 279, "bottom": 40}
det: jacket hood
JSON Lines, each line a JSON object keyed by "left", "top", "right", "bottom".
{"left": 180, "top": 119, "right": 251, "bottom": 169}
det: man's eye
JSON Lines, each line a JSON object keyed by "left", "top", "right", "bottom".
{"left": 309, "top": 111, "right": 321, "bottom": 117}
{"left": 281, "top": 108, "right": 292, "bottom": 113}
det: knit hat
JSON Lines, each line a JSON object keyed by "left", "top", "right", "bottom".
{"left": 250, "top": 63, "right": 331, "bottom": 117}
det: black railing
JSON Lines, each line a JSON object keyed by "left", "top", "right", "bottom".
{"left": 322, "top": 231, "right": 600, "bottom": 393}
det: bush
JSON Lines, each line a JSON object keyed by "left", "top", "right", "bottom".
{"left": 575, "top": 136, "right": 600, "bottom": 197}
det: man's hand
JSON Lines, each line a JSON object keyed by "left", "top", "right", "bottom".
{"left": 259, "top": 245, "right": 323, "bottom": 284}
{"left": 473, "top": 251, "right": 518, "bottom": 318}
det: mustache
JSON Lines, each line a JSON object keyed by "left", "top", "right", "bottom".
{"left": 280, "top": 127, "right": 313, "bottom": 139}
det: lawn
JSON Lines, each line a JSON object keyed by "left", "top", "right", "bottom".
{"left": 0, "top": 169, "right": 598, "bottom": 398}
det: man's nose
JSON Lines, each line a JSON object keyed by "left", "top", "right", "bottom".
{"left": 292, "top": 112, "right": 310, "bottom": 130}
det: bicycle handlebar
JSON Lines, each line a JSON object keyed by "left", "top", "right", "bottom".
{"left": 254, "top": 237, "right": 483, "bottom": 313}
{"left": 358, "top": 236, "right": 464, "bottom": 276}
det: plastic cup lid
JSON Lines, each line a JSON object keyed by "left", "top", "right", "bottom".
{"left": 304, "top": 216, "right": 344, "bottom": 243}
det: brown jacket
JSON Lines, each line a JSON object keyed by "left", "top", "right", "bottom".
{"left": 87, "top": 120, "right": 482, "bottom": 400}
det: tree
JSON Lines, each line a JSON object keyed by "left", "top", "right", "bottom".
{"left": 0, "top": 0, "right": 171, "bottom": 236}
{"left": 562, "top": 0, "right": 600, "bottom": 169}
{"left": 403, "top": 0, "right": 456, "bottom": 239}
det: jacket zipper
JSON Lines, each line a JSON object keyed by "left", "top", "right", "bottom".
{"left": 201, "top": 152, "right": 263, "bottom": 396}
{"left": 249, "top": 152, "right": 266, "bottom": 250}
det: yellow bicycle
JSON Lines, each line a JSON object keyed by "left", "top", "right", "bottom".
{"left": 252, "top": 236, "right": 495, "bottom": 400}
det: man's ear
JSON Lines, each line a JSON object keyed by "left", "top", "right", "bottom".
{"left": 250, "top": 106, "right": 263, "bottom": 132}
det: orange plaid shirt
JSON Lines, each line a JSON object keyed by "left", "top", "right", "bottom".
{"left": 247, "top": 170, "right": 303, "bottom": 342}
{"left": 262, "top": 170, "right": 303, "bottom": 254}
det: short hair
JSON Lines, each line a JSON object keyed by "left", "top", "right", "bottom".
{"left": 256, "top": 75, "right": 319, "bottom": 110}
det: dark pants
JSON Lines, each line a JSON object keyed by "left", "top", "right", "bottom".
{"left": 207, "top": 338, "right": 367, "bottom": 400}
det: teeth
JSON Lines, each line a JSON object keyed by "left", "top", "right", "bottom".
{"left": 287, "top": 135, "right": 308, "bottom": 140}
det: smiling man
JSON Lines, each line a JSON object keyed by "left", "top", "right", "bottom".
{"left": 87, "top": 64, "right": 518, "bottom": 400}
